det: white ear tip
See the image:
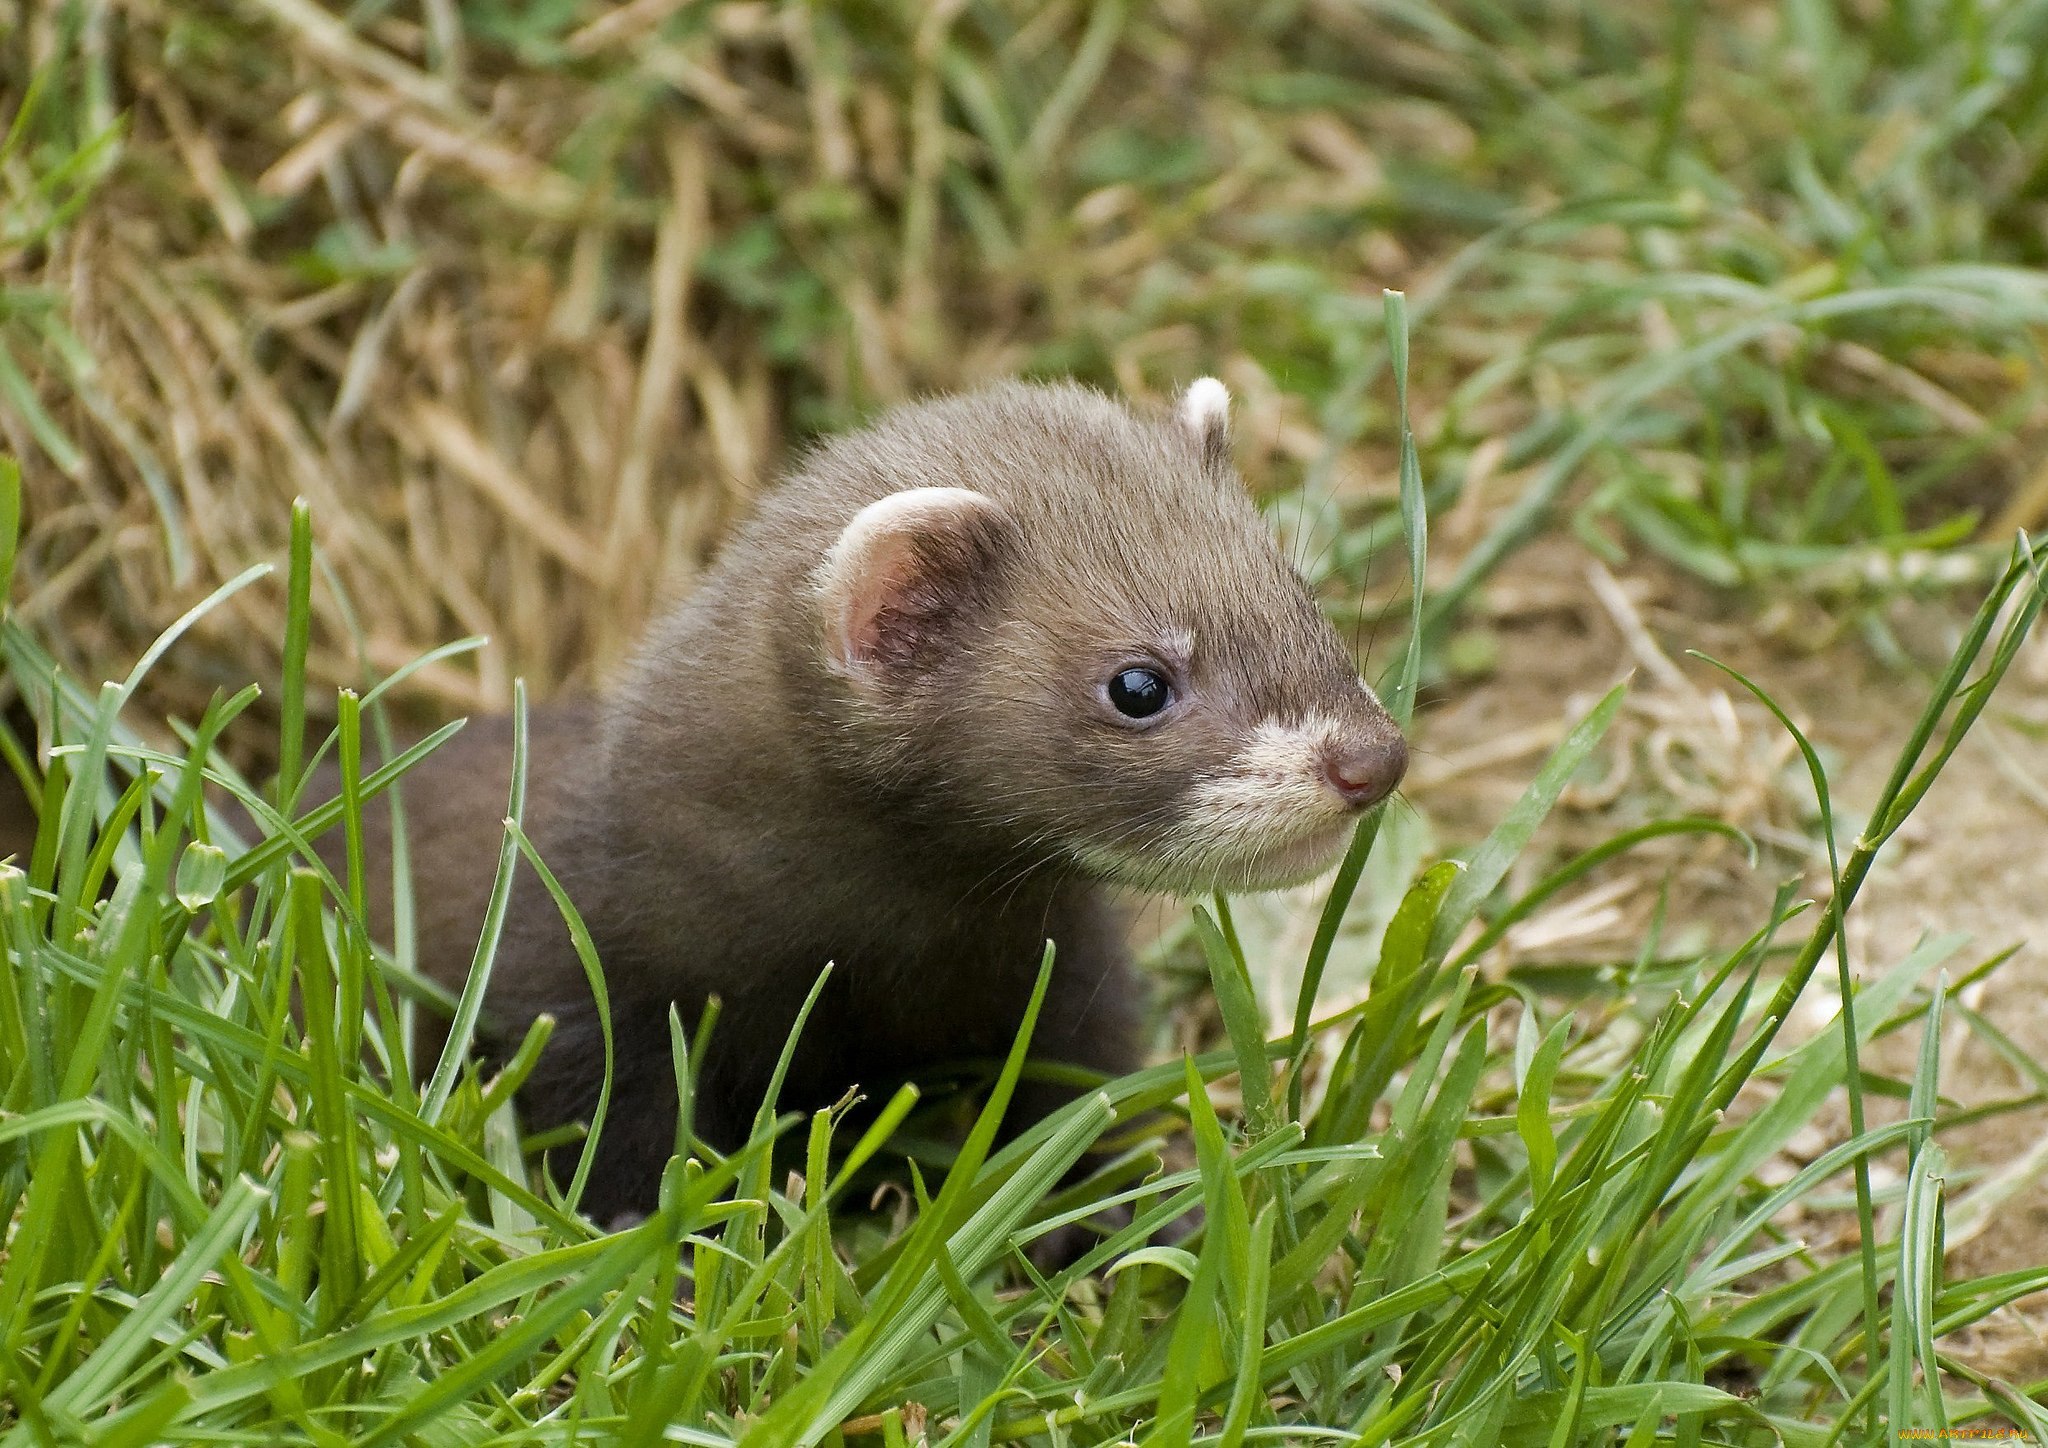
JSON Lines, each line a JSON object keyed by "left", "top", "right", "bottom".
{"left": 828, "top": 487, "right": 989, "bottom": 563}
{"left": 1179, "top": 377, "right": 1231, "bottom": 431}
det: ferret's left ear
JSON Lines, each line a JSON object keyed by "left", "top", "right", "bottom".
{"left": 1176, "top": 376, "right": 1232, "bottom": 472}
{"left": 817, "top": 487, "right": 1019, "bottom": 689}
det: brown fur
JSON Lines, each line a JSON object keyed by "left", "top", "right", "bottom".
{"left": 319, "top": 380, "right": 1405, "bottom": 1222}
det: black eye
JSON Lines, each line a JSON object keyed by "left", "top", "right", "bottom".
{"left": 1108, "top": 667, "right": 1171, "bottom": 720}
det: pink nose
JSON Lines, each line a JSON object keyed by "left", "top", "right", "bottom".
{"left": 1322, "top": 733, "right": 1407, "bottom": 810}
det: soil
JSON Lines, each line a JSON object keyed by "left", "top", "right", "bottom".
{"left": 1410, "top": 535, "right": 2048, "bottom": 1390}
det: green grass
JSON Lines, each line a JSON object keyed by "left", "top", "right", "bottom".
{"left": 5, "top": 300, "right": 2048, "bottom": 1443}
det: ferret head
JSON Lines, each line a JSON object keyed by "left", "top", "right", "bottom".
{"left": 805, "top": 379, "right": 1407, "bottom": 895}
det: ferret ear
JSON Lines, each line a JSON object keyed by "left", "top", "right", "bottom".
{"left": 817, "top": 487, "right": 1019, "bottom": 687}
{"left": 1176, "top": 376, "right": 1232, "bottom": 472}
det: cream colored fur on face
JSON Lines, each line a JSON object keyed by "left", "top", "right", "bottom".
{"left": 1084, "top": 703, "right": 1378, "bottom": 894}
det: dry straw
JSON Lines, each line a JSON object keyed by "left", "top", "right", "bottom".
{"left": 5, "top": 0, "right": 1359, "bottom": 730}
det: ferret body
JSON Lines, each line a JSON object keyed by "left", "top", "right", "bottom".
{"left": 331, "top": 380, "right": 1406, "bottom": 1222}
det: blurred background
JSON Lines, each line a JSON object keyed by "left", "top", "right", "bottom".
{"left": 5, "top": 0, "right": 2048, "bottom": 1378}
{"left": 5, "top": 0, "right": 2044, "bottom": 715}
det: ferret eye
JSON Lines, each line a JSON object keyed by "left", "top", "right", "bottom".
{"left": 1107, "top": 667, "right": 1171, "bottom": 719}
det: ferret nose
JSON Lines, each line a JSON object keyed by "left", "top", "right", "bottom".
{"left": 1321, "top": 732, "right": 1407, "bottom": 810}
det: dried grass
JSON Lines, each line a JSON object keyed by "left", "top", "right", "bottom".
{"left": 1, "top": 0, "right": 1415, "bottom": 733}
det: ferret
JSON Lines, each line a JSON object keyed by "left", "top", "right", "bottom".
{"left": 324, "top": 379, "right": 1407, "bottom": 1224}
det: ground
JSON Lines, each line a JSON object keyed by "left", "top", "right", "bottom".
{"left": 1410, "top": 534, "right": 2048, "bottom": 1386}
